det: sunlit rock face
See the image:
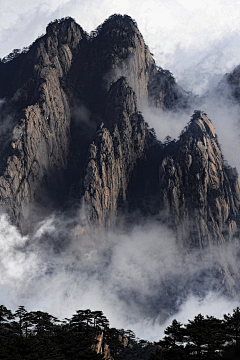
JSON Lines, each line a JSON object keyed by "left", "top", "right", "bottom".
{"left": 0, "top": 15, "right": 185, "bottom": 230}
{"left": 84, "top": 77, "right": 147, "bottom": 225}
{"left": 89, "top": 14, "right": 186, "bottom": 109}
{"left": 0, "top": 14, "right": 239, "bottom": 249}
{"left": 0, "top": 18, "right": 85, "bottom": 231}
{"left": 159, "top": 111, "right": 240, "bottom": 248}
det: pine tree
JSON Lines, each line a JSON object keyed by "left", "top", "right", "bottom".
{"left": 14, "top": 305, "right": 28, "bottom": 337}
{"left": 159, "top": 319, "right": 185, "bottom": 348}
{"left": 224, "top": 307, "right": 240, "bottom": 346}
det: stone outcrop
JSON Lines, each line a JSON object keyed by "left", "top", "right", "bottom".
{"left": 93, "top": 332, "right": 113, "bottom": 360}
{"left": 0, "top": 18, "right": 85, "bottom": 230}
{"left": 0, "top": 15, "right": 188, "bottom": 231}
{"left": 0, "top": 14, "right": 239, "bottom": 251}
{"left": 84, "top": 77, "right": 146, "bottom": 224}
{"left": 93, "top": 330, "right": 139, "bottom": 360}
{"left": 92, "top": 14, "right": 187, "bottom": 109}
{"left": 66, "top": 14, "right": 187, "bottom": 113}
{"left": 159, "top": 111, "right": 240, "bottom": 248}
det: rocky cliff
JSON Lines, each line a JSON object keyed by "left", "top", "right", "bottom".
{"left": 90, "top": 15, "right": 187, "bottom": 109}
{"left": 0, "top": 18, "right": 86, "bottom": 231}
{"left": 83, "top": 77, "right": 147, "bottom": 224}
{"left": 66, "top": 14, "right": 187, "bottom": 110}
{"left": 0, "top": 14, "right": 239, "bottom": 250}
{"left": 159, "top": 110, "right": 240, "bottom": 248}
{"left": 0, "top": 15, "right": 186, "bottom": 230}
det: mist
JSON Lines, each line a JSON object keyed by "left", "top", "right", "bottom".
{"left": 0, "top": 205, "right": 240, "bottom": 342}
{"left": 138, "top": 76, "right": 240, "bottom": 178}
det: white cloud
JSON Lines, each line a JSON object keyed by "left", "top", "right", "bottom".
{"left": 0, "top": 210, "right": 239, "bottom": 341}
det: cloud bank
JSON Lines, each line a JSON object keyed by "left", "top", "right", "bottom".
{"left": 0, "top": 209, "right": 239, "bottom": 341}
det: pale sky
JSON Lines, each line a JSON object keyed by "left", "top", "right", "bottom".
{"left": 1, "top": 0, "right": 240, "bottom": 94}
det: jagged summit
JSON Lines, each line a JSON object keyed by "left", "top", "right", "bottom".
{"left": 180, "top": 110, "right": 217, "bottom": 141}
{"left": 84, "top": 76, "right": 146, "bottom": 224}
{"left": 213, "top": 63, "right": 240, "bottom": 102}
{"left": 160, "top": 110, "right": 240, "bottom": 248}
{"left": 46, "top": 16, "right": 79, "bottom": 34}
{"left": 92, "top": 14, "right": 139, "bottom": 37}
{"left": 0, "top": 15, "right": 238, "bottom": 252}
{"left": 90, "top": 14, "right": 145, "bottom": 64}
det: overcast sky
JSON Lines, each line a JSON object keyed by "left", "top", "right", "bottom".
{"left": 1, "top": 0, "right": 240, "bottom": 94}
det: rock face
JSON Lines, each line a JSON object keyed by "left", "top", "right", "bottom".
{"left": 84, "top": 77, "right": 146, "bottom": 224}
{"left": 94, "top": 332, "right": 112, "bottom": 360}
{"left": 225, "top": 64, "right": 240, "bottom": 100}
{"left": 91, "top": 15, "right": 187, "bottom": 109}
{"left": 0, "top": 14, "right": 239, "bottom": 250}
{"left": 0, "top": 18, "right": 85, "bottom": 231}
{"left": 65, "top": 14, "right": 187, "bottom": 113}
{"left": 0, "top": 15, "right": 186, "bottom": 230}
{"left": 159, "top": 111, "right": 240, "bottom": 248}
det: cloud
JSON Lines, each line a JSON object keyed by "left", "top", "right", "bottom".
{"left": 140, "top": 105, "right": 191, "bottom": 142}
{"left": 139, "top": 72, "right": 240, "bottom": 175}
{"left": 0, "top": 212, "right": 39, "bottom": 288}
{"left": 129, "top": 293, "right": 240, "bottom": 342}
{"left": 0, "top": 209, "right": 239, "bottom": 341}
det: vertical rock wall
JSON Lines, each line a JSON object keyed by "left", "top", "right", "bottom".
{"left": 0, "top": 19, "right": 85, "bottom": 229}
{"left": 159, "top": 111, "right": 240, "bottom": 247}
{"left": 84, "top": 78, "right": 146, "bottom": 224}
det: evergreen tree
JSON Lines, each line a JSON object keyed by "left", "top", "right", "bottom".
{"left": 30, "top": 310, "right": 58, "bottom": 335}
{"left": 185, "top": 313, "right": 208, "bottom": 357}
{"left": 224, "top": 307, "right": 240, "bottom": 346}
{"left": 159, "top": 319, "right": 185, "bottom": 348}
{"left": 149, "top": 348, "right": 164, "bottom": 359}
{"left": 14, "top": 305, "right": 28, "bottom": 337}
{"left": 0, "top": 304, "right": 13, "bottom": 327}
{"left": 204, "top": 316, "right": 225, "bottom": 358}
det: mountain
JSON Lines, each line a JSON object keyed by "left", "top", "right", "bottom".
{"left": 0, "top": 14, "right": 240, "bottom": 296}
{"left": 159, "top": 110, "right": 240, "bottom": 248}
{"left": 84, "top": 76, "right": 147, "bottom": 225}
{"left": 0, "top": 15, "right": 188, "bottom": 231}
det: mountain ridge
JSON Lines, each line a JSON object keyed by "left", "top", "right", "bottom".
{"left": 0, "top": 14, "right": 239, "bottom": 250}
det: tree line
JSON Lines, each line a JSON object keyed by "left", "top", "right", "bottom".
{"left": 0, "top": 305, "right": 115, "bottom": 359}
{"left": 0, "top": 304, "right": 155, "bottom": 359}
{"left": 1, "top": 304, "right": 240, "bottom": 359}
{"left": 150, "top": 307, "right": 240, "bottom": 360}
